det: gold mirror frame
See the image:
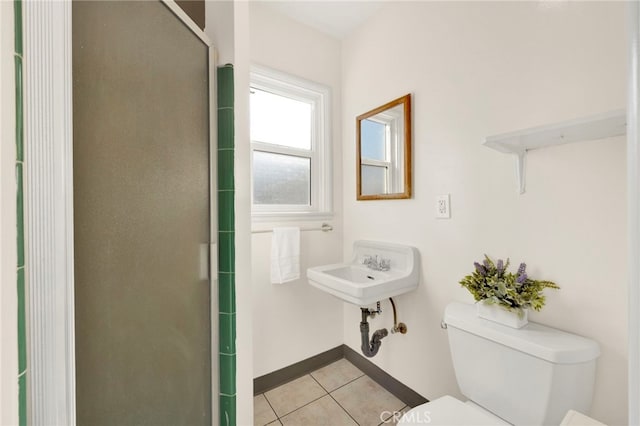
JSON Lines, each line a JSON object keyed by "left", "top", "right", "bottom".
{"left": 356, "top": 94, "right": 412, "bottom": 200}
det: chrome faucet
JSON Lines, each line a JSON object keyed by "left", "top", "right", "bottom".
{"left": 362, "top": 255, "right": 391, "bottom": 271}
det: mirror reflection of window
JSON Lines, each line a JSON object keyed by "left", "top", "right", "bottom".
{"left": 361, "top": 119, "right": 389, "bottom": 195}
{"left": 361, "top": 119, "right": 387, "bottom": 160}
{"left": 359, "top": 104, "right": 405, "bottom": 196}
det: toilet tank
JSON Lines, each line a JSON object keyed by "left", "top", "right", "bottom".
{"left": 444, "top": 302, "right": 600, "bottom": 426}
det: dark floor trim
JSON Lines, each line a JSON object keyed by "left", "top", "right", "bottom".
{"left": 253, "top": 344, "right": 429, "bottom": 408}
{"left": 343, "top": 345, "right": 429, "bottom": 408}
{"left": 253, "top": 345, "right": 344, "bottom": 395}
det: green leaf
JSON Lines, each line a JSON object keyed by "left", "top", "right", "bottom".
{"left": 458, "top": 255, "right": 559, "bottom": 312}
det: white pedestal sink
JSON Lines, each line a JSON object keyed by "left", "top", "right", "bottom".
{"left": 307, "top": 240, "right": 420, "bottom": 306}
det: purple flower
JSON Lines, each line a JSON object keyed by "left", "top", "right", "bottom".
{"left": 517, "top": 262, "right": 527, "bottom": 276}
{"left": 516, "top": 273, "right": 528, "bottom": 284}
{"left": 496, "top": 259, "right": 504, "bottom": 275}
{"left": 474, "top": 262, "right": 487, "bottom": 276}
{"left": 483, "top": 259, "right": 490, "bottom": 269}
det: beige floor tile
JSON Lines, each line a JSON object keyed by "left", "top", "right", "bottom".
{"left": 379, "top": 406, "right": 409, "bottom": 425}
{"left": 254, "top": 394, "right": 278, "bottom": 426}
{"left": 331, "top": 376, "right": 405, "bottom": 426}
{"left": 266, "top": 421, "right": 282, "bottom": 426}
{"left": 310, "top": 359, "right": 364, "bottom": 392}
{"left": 264, "top": 375, "right": 327, "bottom": 417}
{"left": 280, "top": 395, "right": 358, "bottom": 426}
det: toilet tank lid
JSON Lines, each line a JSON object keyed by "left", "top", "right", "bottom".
{"left": 444, "top": 302, "right": 601, "bottom": 364}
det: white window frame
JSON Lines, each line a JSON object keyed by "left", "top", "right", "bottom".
{"left": 250, "top": 65, "right": 332, "bottom": 222}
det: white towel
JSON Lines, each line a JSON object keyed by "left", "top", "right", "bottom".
{"left": 270, "top": 227, "right": 300, "bottom": 284}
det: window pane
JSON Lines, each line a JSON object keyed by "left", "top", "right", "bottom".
{"left": 250, "top": 88, "right": 312, "bottom": 150}
{"left": 361, "top": 164, "right": 387, "bottom": 195}
{"left": 361, "top": 119, "right": 386, "bottom": 161}
{"left": 253, "top": 151, "right": 311, "bottom": 205}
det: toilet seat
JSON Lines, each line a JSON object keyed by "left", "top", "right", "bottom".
{"left": 398, "top": 395, "right": 509, "bottom": 425}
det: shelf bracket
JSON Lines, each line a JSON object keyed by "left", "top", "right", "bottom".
{"left": 516, "top": 151, "right": 526, "bottom": 194}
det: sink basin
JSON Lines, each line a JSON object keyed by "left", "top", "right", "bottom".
{"left": 307, "top": 240, "right": 420, "bottom": 306}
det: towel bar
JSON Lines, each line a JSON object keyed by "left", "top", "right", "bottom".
{"left": 251, "top": 223, "right": 333, "bottom": 234}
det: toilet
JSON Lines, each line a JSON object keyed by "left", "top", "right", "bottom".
{"left": 400, "top": 302, "right": 601, "bottom": 425}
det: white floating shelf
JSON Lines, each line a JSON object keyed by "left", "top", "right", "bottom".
{"left": 483, "top": 109, "right": 627, "bottom": 194}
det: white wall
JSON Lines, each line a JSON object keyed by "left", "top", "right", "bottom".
{"left": 233, "top": 1, "right": 253, "bottom": 423}
{"left": 204, "top": 0, "right": 234, "bottom": 65}
{"left": 0, "top": 1, "right": 18, "bottom": 424}
{"left": 341, "top": 2, "right": 627, "bottom": 425}
{"left": 248, "top": 2, "right": 345, "bottom": 378}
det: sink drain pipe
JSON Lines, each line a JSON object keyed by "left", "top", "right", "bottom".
{"left": 360, "top": 305, "right": 388, "bottom": 358}
{"left": 360, "top": 298, "right": 408, "bottom": 357}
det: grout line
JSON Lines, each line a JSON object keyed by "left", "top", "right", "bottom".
{"left": 378, "top": 405, "right": 408, "bottom": 426}
{"left": 327, "top": 390, "right": 360, "bottom": 425}
{"left": 276, "top": 393, "right": 327, "bottom": 421}
{"left": 260, "top": 393, "right": 279, "bottom": 425}
{"left": 267, "top": 375, "right": 328, "bottom": 419}
{"left": 309, "top": 374, "right": 361, "bottom": 426}
{"left": 324, "top": 373, "right": 365, "bottom": 394}
{"left": 308, "top": 373, "right": 330, "bottom": 393}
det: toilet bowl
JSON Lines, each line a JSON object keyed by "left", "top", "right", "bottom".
{"left": 398, "top": 302, "right": 600, "bottom": 426}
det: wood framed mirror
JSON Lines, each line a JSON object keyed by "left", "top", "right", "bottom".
{"left": 356, "top": 94, "right": 412, "bottom": 200}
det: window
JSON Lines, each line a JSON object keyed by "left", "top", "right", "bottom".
{"left": 250, "top": 66, "right": 331, "bottom": 220}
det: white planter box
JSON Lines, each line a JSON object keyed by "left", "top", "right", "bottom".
{"left": 477, "top": 302, "right": 528, "bottom": 328}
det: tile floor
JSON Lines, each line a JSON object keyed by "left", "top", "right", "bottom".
{"left": 254, "top": 358, "right": 410, "bottom": 426}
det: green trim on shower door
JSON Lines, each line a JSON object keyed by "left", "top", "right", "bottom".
{"left": 18, "top": 374, "right": 26, "bottom": 426}
{"left": 14, "top": 1, "right": 27, "bottom": 424}
{"left": 14, "top": 55, "right": 23, "bottom": 162}
{"left": 16, "top": 162, "right": 24, "bottom": 268}
{"left": 17, "top": 267, "right": 26, "bottom": 372}
{"left": 218, "top": 272, "right": 235, "bottom": 314}
{"left": 14, "top": 0, "right": 22, "bottom": 55}
{"left": 217, "top": 64, "right": 236, "bottom": 426}
{"left": 219, "top": 394, "right": 236, "bottom": 426}
{"left": 217, "top": 65, "right": 234, "bottom": 110}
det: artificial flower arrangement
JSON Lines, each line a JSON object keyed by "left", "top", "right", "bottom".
{"left": 459, "top": 255, "right": 560, "bottom": 316}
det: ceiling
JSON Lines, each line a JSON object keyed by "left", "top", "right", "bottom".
{"left": 257, "top": 1, "right": 385, "bottom": 39}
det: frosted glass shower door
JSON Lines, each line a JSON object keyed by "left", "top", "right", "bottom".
{"left": 73, "top": 2, "right": 212, "bottom": 425}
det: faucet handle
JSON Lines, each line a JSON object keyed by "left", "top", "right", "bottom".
{"left": 362, "top": 255, "right": 373, "bottom": 265}
{"left": 380, "top": 258, "right": 391, "bottom": 270}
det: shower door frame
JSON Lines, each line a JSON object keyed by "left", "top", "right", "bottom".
{"left": 629, "top": 2, "right": 640, "bottom": 424}
{"left": 23, "top": 1, "right": 218, "bottom": 424}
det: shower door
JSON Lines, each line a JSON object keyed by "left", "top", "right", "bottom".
{"left": 73, "top": 2, "right": 213, "bottom": 425}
